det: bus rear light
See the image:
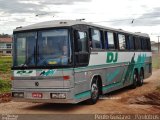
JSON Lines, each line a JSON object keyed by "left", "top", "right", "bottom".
{"left": 63, "top": 76, "right": 70, "bottom": 80}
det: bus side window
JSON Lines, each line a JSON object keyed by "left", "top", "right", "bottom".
{"left": 128, "top": 35, "right": 135, "bottom": 50}
{"left": 77, "top": 32, "right": 88, "bottom": 52}
{"left": 105, "top": 31, "right": 115, "bottom": 49}
{"left": 125, "top": 35, "right": 129, "bottom": 50}
{"left": 147, "top": 38, "right": 151, "bottom": 51}
{"left": 134, "top": 36, "right": 137, "bottom": 50}
{"left": 91, "top": 29, "right": 102, "bottom": 49}
{"left": 139, "top": 37, "right": 142, "bottom": 50}
{"left": 135, "top": 36, "right": 141, "bottom": 50}
{"left": 118, "top": 34, "right": 126, "bottom": 50}
{"left": 141, "top": 37, "right": 146, "bottom": 51}
{"left": 74, "top": 30, "right": 89, "bottom": 66}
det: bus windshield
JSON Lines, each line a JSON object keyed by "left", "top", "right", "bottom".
{"left": 13, "top": 29, "right": 70, "bottom": 67}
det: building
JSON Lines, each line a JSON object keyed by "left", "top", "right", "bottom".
{"left": 0, "top": 37, "right": 12, "bottom": 55}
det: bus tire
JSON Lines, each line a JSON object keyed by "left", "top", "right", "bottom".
{"left": 130, "top": 70, "right": 138, "bottom": 89}
{"left": 137, "top": 69, "right": 144, "bottom": 86}
{"left": 87, "top": 78, "right": 99, "bottom": 104}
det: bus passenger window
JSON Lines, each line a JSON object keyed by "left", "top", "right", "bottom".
{"left": 141, "top": 38, "right": 147, "bottom": 51}
{"left": 106, "top": 32, "right": 115, "bottom": 49}
{"left": 146, "top": 38, "right": 151, "bottom": 51}
{"left": 74, "top": 30, "right": 89, "bottom": 66}
{"left": 77, "top": 31, "right": 88, "bottom": 52}
{"left": 91, "top": 29, "right": 102, "bottom": 49}
{"left": 135, "top": 37, "right": 142, "bottom": 50}
{"left": 118, "top": 34, "right": 126, "bottom": 50}
{"left": 128, "top": 35, "right": 134, "bottom": 50}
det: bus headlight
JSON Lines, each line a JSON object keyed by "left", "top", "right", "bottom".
{"left": 51, "top": 93, "right": 66, "bottom": 99}
{"left": 12, "top": 92, "right": 24, "bottom": 98}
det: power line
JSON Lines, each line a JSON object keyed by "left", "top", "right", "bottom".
{"left": 93, "top": 18, "right": 133, "bottom": 23}
{"left": 93, "top": 15, "right": 160, "bottom": 23}
{"left": 1, "top": 11, "right": 160, "bottom": 22}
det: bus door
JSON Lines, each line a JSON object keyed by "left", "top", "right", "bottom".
{"left": 73, "top": 27, "right": 90, "bottom": 94}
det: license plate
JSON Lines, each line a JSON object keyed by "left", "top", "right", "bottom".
{"left": 32, "top": 93, "right": 43, "bottom": 98}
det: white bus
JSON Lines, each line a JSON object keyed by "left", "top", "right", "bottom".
{"left": 11, "top": 20, "right": 152, "bottom": 104}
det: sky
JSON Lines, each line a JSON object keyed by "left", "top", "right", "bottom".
{"left": 0, "top": 0, "right": 160, "bottom": 42}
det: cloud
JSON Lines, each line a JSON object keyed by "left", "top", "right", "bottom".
{"left": 111, "top": 7, "right": 160, "bottom": 27}
{"left": 0, "top": 0, "right": 48, "bottom": 15}
{"left": 133, "top": 7, "right": 160, "bottom": 26}
{"left": 14, "top": 18, "right": 26, "bottom": 22}
{"left": 139, "top": 7, "right": 160, "bottom": 19}
{"left": 0, "top": 0, "right": 91, "bottom": 15}
{"left": 40, "top": 0, "right": 91, "bottom": 5}
{"left": 0, "top": 0, "right": 92, "bottom": 34}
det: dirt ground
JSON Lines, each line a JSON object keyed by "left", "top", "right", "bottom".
{"left": 0, "top": 70, "right": 160, "bottom": 114}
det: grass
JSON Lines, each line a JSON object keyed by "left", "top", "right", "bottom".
{"left": 0, "top": 56, "right": 12, "bottom": 73}
{"left": 0, "top": 56, "right": 12, "bottom": 94}
{"left": 152, "top": 54, "right": 160, "bottom": 69}
{"left": 0, "top": 79, "right": 11, "bottom": 93}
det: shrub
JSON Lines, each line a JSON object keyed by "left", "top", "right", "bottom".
{"left": 0, "top": 79, "right": 11, "bottom": 93}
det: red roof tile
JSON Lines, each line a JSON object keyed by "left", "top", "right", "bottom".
{"left": 0, "top": 37, "right": 12, "bottom": 43}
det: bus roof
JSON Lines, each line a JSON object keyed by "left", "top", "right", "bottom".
{"left": 14, "top": 20, "right": 149, "bottom": 37}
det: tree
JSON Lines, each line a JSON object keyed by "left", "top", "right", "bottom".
{"left": 0, "top": 33, "right": 12, "bottom": 38}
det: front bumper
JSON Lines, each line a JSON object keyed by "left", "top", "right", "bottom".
{"left": 11, "top": 88, "right": 78, "bottom": 104}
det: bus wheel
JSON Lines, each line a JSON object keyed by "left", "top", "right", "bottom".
{"left": 87, "top": 78, "right": 99, "bottom": 104}
{"left": 130, "top": 71, "right": 138, "bottom": 89}
{"left": 137, "top": 69, "right": 144, "bottom": 86}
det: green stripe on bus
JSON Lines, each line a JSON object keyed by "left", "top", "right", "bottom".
{"left": 106, "top": 68, "right": 121, "bottom": 82}
{"left": 73, "top": 62, "right": 129, "bottom": 72}
{"left": 58, "top": 62, "right": 129, "bottom": 72}
{"left": 58, "top": 60, "right": 148, "bottom": 72}
{"left": 74, "top": 82, "right": 122, "bottom": 100}
{"left": 74, "top": 90, "right": 91, "bottom": 99}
